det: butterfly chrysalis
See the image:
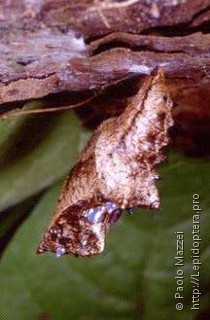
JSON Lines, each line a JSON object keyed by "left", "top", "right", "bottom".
{"left": 37, "top": 69, "right": 173, "bottom": 257}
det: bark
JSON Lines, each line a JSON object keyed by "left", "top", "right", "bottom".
{"left": 1, "top": 0, "right": 210, "bottom": 154}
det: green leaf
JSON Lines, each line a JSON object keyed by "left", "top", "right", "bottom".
{"left": 0, "top": 194, "right": 42, "bottom": 257}
{"left": 0, "top": 154, "right": 209, "bottom": 320}
{"left": 0, "top": 103, "right": 88, "bottom": 211}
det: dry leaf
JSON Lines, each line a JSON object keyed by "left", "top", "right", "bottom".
{"left": 37, "top": 69, "right": 173, "bottom": 257}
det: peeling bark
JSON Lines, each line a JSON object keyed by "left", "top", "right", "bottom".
{"left": 1, "top": 0, "right": 210, "bottom": 155}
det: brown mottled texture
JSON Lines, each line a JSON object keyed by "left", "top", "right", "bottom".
{"left": 38, "top": 0, "right": 210, "bottom": 37}
{"left": 37, "top": 70, "right": 173, "bottom": 257}
{"left": 90, "top": 32, "right": 210, "bottom": 56}
{"left": 1, "top": 0, "right": 210, "bottom": 111}
{"left": 95, "top": 70, "right": 173, "bottom": 209}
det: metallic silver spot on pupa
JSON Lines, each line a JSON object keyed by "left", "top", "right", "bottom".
{"left": 81, "top": 239, "right": 87, "bottom": 246}
{"left": 84, "top": 206, "right": 106, "bottom": 223}
{"left": 55, "top": 247, "right": 66, "bottom": 258}
{"left": 109, "top": 209, "right": 122, "bottom": 224}
{"left": 105, "top": 202, "right": 119, "bottom": 213}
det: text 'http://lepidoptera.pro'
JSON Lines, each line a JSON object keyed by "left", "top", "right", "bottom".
{"left": 37, "top": 69, "right": 174, "bottom": 257}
